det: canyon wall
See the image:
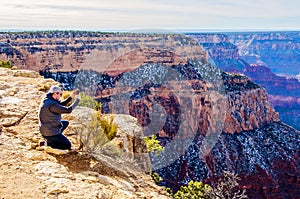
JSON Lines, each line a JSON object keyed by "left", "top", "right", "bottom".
{"left": 0, "top": 31, "right": 299, "bottom": 198}
{"left": 0, "top": 31, "right": 207, "bottom": 73}
{"left": 188, "top": 32, "right": 300, "bottom": 130}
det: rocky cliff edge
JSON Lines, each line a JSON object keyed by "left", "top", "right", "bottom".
{"left": 0, "top": 67, "right": 170, "bottom": 199}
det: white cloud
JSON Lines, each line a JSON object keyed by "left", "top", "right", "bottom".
{"left": 0, "top": 0, "right": 300, "bottom": 30}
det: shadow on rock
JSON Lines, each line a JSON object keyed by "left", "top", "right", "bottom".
{"left": 52, "top": 151, "right": 95, "bottom": 173}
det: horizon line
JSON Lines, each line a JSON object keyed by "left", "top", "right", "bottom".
{"left": 0, "top": 28, "right": 300, "bottom": 33}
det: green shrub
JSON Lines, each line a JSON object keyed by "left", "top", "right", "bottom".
{"left": 83, "top": 113, "right": 107, "bottom": 151}
{"left": 151, "top": 172, "right": 163, "bottom": 184}
{"left": 98, "top": 113, "right": 118, "bottom": 141}
{"left": 174, "top": 181, "right": 212, "bottom": 199}
{"left": 162, "top": 186, "right": 173, "bottom": 196}
{"left": 78, "top": 109, "right": 118, "bottom": 153}
{"left": 78, "top": 92, "right": 100, "bottom": 110}
{"left": 0, "top": 60, "right": 12, "bottom": 68}
{"left": 171, "top": 171, "right": 247, "bottom": 199}
{"left": 144, "top": 134, "right": 164, "bottom": 156}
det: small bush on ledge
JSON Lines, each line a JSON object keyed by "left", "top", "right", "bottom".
{"left": 77, "top": 102, "right": 118, "bottom": 153}
{"left": 0, "top": 60, "right": 12, "bottom": 68}
{"left": 144, "top": 134, "right": 164, "bottom": 156}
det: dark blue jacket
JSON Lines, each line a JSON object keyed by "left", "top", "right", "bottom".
{"left": 38, "top": 93, "right": 79, "bottom": 136}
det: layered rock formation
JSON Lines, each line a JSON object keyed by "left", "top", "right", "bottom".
{"left": 0, "top": 31, "right": 206, "bottom": 73}
{"left": 190, "top": 31, "right": 300, "bottom": 76}
{"left": 226, "top": 31, "right": 300, "bottom": 76}
{"left": 188, "top": 32, "right": 300, "bottom": 130}
{"left": 222, "top": 73, "right": 279, "bottom": 133}
{"left": 91, "top": 62, "right": 279, "bottom": 136}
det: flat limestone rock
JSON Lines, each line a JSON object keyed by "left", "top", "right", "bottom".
{"left": 35, "top": 146, "right": 71, "bottom": 155}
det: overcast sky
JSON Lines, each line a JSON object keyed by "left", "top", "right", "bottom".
{"left": 1, "top": 0, "right": 299, "bottom": 32}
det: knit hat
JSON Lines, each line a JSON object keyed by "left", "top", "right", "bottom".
{"left": 48, "top": 85, "right": 62, "bottom": 93}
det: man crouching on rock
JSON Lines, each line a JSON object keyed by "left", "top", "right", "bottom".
{"left": 38, "top": 85, "right": 80, "bottom": 150}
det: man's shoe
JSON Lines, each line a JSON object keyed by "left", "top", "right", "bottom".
{"left": 39, "top": 141, "right": 47, "bottom": 147}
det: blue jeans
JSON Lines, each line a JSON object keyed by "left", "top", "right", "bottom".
{"left": 43, "top": 120, "right": 71, "bottom": 150}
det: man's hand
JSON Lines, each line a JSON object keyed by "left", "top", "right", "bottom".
{"left": 71, "top": 89, "right": 80, "bottom": 98}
